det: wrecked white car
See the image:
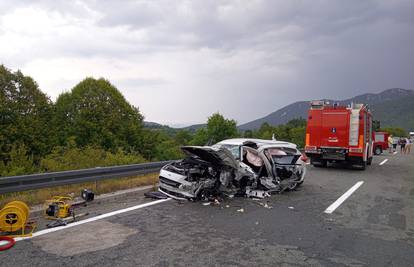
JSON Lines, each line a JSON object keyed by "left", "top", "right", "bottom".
{"left": 158, "top": 138, "right": 307, "bottom": 200}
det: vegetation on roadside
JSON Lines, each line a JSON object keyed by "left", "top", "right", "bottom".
{"left": 378, "top": 127, "right": 408, "bottom": 137}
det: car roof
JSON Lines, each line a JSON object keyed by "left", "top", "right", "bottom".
{"left": 216, "top": 138, "right": 292, "bottom": 146}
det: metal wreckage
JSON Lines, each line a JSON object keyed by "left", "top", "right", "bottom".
{"left": 158, "top": 138, "right": 307, "bottom": 201}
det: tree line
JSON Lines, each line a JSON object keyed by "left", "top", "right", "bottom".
{"left": 0, "top": 65, "right": 307, "bottom": 176}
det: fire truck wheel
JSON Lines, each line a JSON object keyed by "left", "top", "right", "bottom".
{"left": 367, "top": 157, "right": 372, "bottom": 165}
{"left": 313, "top": 160, "right": 327, "bottom": 168}
{"left": 353, "top": 161, "right": 366, "bottom": 170}
{"left": 374, "top": 146, "right": 382, "bottom": 155}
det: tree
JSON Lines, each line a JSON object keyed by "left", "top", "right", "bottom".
{"left": 0, "top": 144, "right": 37, "bottom": 176}
{"left": 54, "top": 78, "right": 144, "bottom": 152}
{"left": 174, "top": 130, "right": 192, "bottom": 145}
{"left": 190, "top": 128, "right": 209, "bottom": 146}
{"left": 243, "top": 130, "right": 254, "bottom": 138}
{"left": 205, "top": 113, "right": 238, "bottom": 144}
{"left": 380, "top": 127, "right": 407, "bottom": 137}
{"left": 0, "top": 65, "right": 54, "bottom": 165}
{"left": 254, "top": 119, "right": 306, "bottom": 148}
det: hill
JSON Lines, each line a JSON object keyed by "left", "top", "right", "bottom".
{"left": 238, "top": 88, "right": 414, "bottom": 131}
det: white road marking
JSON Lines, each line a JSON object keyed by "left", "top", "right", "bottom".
{"left": 324, "top": 181, "right": 364, "bottom": 214}
{"left": 393, "top": 151, "right": 398, "bottom": 155}
{"left": 15, "top": 198, "right": 171, "bottom": 242}
{"left": 379, "top": 159, "right": 388, "bottom": 165}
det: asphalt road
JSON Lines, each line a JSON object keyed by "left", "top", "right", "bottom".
{"left": 1, "top": 152, "right": 413, "bottom": 266}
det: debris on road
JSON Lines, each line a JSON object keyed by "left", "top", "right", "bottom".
{"left": 144, "top": 191, "right": 168, "bottom": 200}
{"left": 245, "top": 188, "right": 271, "bottom": 199}
{"left": 258, "top": 202, "right": 272, "bottom": 209}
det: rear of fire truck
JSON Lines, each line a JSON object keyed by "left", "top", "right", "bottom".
{"left": 305, "top": 101, "right": 373, "bottom": 170}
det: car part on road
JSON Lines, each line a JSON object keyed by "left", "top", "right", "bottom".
{"left": 0, "top": 201, "right": 36, "bottom": 238}
{"left": 144, "top": 191, "right": 169, "bottom": 199}
{"left": 245, "top": 188, "right": 270, "bottom": 199}
{"left": 0, "top": 236, "right": 16, "bottom": 251}
{"left": 158, "top": 138, "right": 306, "bottom": 201}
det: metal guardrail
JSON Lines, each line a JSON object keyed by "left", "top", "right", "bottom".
{"left": 0, "top": 161, "right": 172, "bottom": 194}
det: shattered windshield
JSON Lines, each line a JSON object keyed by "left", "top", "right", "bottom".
{"left": 214, "top": 144, "right": 240, "bottom": 159}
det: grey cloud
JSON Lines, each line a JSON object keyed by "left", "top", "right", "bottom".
{"left": 1, "top": 0, "right": 413, "bottom": 125}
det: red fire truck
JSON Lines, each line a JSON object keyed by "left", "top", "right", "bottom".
{"left": 373, "top": 132, "right": 390, "bottom": 155}
{"left": 305, "top": 101, "right": 373, "bottom": 170}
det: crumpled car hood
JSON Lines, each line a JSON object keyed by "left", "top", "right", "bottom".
{"left": 181, "top": 146, "right": 239, "bottom": 169}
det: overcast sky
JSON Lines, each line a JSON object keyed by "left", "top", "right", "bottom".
{"left": 1, "top": 0, "right": 413, "bottom": 126}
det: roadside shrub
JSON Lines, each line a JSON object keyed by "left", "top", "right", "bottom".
{"left": 0, "top": 144, "right": 38, "bottom": 176}
{"left": 40, "top": 145, "right": 146, "bottom": 172}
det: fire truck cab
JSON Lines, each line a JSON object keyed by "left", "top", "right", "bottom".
{"left": 305, "top": 101, "right": 373, "bottom": 170}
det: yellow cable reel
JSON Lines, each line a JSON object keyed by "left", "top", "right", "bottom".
{"left": 0, "top": 201, "right": 30, "bottom": 233}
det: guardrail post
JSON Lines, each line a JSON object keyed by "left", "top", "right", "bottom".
{"left": 95, "top": 179, "right": 99, "bottom": 194}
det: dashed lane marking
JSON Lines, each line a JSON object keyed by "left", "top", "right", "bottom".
{"left": 324, "top": 181, "right": 364, "bottom": 214}
{"left": 15, "top": 198, "right": 171, "bottom": 242}
{"left": 379, "top": 159, "right": 388, "bottom": 165}
{"left": 393, "top": 151, "right": 398, "bottom": 155}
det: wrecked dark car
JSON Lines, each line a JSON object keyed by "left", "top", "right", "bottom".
{"left": 158, "top": 138, "right": 307, "bottom": 200}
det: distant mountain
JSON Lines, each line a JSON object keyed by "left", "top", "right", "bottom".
{"left": 144, "top": 121, "right": 207, "bottom": 134}
{"left": 239, "top": 88, "right": 414, "bottom": 131}
{"left": 181, "top": 123, "right": 206, "bottom": 132}
{"left": 143, "top": 121, "right": 165, "bottom": 128}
